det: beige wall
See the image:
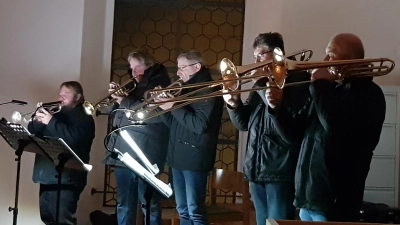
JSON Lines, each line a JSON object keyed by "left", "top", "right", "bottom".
{"left": 242, "top": 0, "right": 400, "bottom": 83}
{"left": 0, "top": 0, "right": 114, "bottom": 224}
{"left": 238, "top": 0, "right": 400, "bottom": 169}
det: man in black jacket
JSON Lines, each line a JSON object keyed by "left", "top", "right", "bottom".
{"left": 223, "top": 32, "right": 310, "bottom": 225}
{"left": 104, "top": 49, "right": 171, "bottom": 225}
{"left": 294, "top": 33, "right": 386, "bottom": 222}
{"left": 155, "top": 50, "right": 224, "bottom": 225}
{"left": 28, "top": 81, "right": 95, "bottom": 225}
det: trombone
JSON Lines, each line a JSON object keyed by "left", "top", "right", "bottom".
{"left": 125, "top": 78, "right": 184, "bottom": 121}
{"left": 125, "top": 49, "right": 314, "bottom": 122}
{"left": 83, "top": 79, "right": 137, "bottom": 116}
{"left": 11, "top": 101, "right": 62, "bottom": 123}
{"left": 144, "top": 47, "right": 395, "bottom": 105}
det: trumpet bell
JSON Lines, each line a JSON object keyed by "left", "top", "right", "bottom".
{"left": 11, "top": 111, "right": 23, "bottom": 123}
{"left": 83, "top": 101, "right": 96, "bottom": 116}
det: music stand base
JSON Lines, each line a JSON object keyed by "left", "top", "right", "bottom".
{"left": 9, "top": 139, "right": 30, "bottom": 225}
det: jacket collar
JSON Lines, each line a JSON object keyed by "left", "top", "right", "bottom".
{"left": 138, "top": 63, "right": 166, "bottom": 87}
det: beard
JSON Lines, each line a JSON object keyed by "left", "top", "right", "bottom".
{"left": 61, "top": 100, "right": 80, "bottom": 112}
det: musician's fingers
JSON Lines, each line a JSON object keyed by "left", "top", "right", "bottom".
{"left": 40, "top": 108, "right": 50, "bottom": 115}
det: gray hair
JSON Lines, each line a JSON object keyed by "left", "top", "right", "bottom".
{"left": 127, "top": 48, "right": 155, "bottom": 67}
{"left": 177, "top": 49, "right": 205, "bottom": 66}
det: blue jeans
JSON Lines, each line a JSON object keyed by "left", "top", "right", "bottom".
{"left": 299, "top": 208, "right": 327, "bottom": 221}
{"left": 249, "top": 181, "right": 295, "bottom": 225}
{"left": 39, "top": 183, "right": 85, "bottom": 225}
{"left": 172, "top": 168, "right": 209, "bottom": 225}
{"left": 115, "top": 167, "right": 162, "bottom": 225}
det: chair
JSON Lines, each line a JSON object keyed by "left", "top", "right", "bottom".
{"left": 171, "top": 168, "right": 251, "bottom": 225}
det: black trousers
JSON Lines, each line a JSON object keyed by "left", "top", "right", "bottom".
{"left": 39, "top": 183, "right": 85, "bottom": 225}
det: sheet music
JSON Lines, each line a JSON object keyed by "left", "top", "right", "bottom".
{"left": 32, "top": 136, "right": 92, "bottom": 172}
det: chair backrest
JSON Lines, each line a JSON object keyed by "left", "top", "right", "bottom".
{"left": 209, "top": 168, "right": 251, "bottom": 224}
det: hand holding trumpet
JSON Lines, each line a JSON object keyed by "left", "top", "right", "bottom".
{"left": 109, "top": 82, "right": 124, "bottom": 104}
{"left": 34, "top": 102, "right": 53, "bottom": 124}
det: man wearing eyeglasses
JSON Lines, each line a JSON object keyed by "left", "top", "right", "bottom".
{"left": 155, "top": 49, "right": 224, "bottom": 225}
{"left": 223, "top": 32, "right": 310, "bottom": 225}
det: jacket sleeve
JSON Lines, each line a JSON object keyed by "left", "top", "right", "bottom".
{"left": 45, "top": 115, "right": 95, "bottom": 148}
{"left": 27, "top": 120, "right": 46, "bottom": 135}
{"left": 267, "top": 72, "right": 312, "bottom": 144}
{"left": 170, "top": 95, "right": 222, "bottom": 134}
{"left": 227, "top": 92, "right": 259, "bottom": 131}
{"left": 309, "top": 79, "right": 339, "bottom": 133}
{"left": 311, "top": 79, "right": 386, "bottom": 137}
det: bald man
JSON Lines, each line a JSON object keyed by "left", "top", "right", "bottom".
{"left": 291, "top": 33, "right": 386, "bottom": 221}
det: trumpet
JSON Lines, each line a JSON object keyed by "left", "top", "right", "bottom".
{"left": 145, "top": 47, "right": 395, "bottom": 105}
{"left": 11, "top": 101, "right": 62, "bottom": 123}
{"left": 125, "top": 78, "right": 184, "bottom": 121}
{"left": 83, "top": 79, "right": 137, "bottom": 116}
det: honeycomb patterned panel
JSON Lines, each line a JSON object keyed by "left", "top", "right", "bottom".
{"left": 100, "top": 0, "right": 244, "bottom": 207}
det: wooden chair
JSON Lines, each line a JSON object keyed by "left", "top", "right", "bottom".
{"left": 171, "top": 168, "right": 251, "bottom": 225}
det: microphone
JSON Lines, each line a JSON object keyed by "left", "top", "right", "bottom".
{"left": 0, "top": 100, "right": 28, "bottom": 106}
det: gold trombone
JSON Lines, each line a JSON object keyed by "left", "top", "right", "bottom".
{"left": 144, "top": 47, "right": 395, "bottom": 105}
{"left": 125, "top": 78, "right": 184, "bottom": 121}
{"left": 11, "top": 101, "right": 62, "bottom": 123}
{"left": 83, "top": 79, "right": 137, "bottom": 116}
{"left": 126, "top": 49, "right": 314, "bottom": 122}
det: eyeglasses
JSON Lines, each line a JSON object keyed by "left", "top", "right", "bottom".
{"left": 177, "top": 62, "right": 199, "bottom": 71}
{"left": 253, "top": 50, "right": 272, "bottom": 61}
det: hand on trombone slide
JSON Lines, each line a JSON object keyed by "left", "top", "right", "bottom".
{"left": 222, "top": 87, "right": 240, "bottom": 109}
{"left": 265, "top": 81, "right": 283, "bottom": 111}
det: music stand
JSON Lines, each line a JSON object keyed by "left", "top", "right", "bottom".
{"left": 0, "top": 118, "right": 38, "bottom": 225}
{"left": 31, "top": 136, "right": 92, "bottom": 225}
{"left": 114, "top": 149, "right": 173, "bottom": 225}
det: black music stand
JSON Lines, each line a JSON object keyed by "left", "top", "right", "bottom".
{"left": 113, "top": 149, "right": 173, "bottom": 225}
{"left": 0, "top": 118, "right": 40, "bottom": 225}
{"left": 31, "top": 136, "right": 92, "bottom": 225}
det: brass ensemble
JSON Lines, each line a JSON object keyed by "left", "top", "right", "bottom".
{"left": 145, "top": 47, "right": 394, "bottom": 105}
{"left": 125, "top": 49, "right": 314, "bottom": 122}
{"left": 83, "top": 79, "right": 137, "bottom": 116}
{"left": 11, "top": 101, "right": 62, "bottom": 123}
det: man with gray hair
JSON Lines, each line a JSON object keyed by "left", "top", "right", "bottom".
{"left": 155, "top": 49, "right": 224, "bottom": 225}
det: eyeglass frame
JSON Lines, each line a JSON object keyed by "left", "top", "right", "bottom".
{"left": 253, "top": 50, "right": 273, "bottom": 61}
{"left": 177, "top": 62, "right": 200, "bottom": 71}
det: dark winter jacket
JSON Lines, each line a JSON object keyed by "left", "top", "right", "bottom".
{"left": 294, "top": 77, "right": 386, "bottom": 215}
{"left": 104, "top": 63, "right": 171, "bottom": 170}
{"left": 160, "top": 67, "right": 224, "bottom": 172}
{"left": 28, "top": 104, "right": 95, "bottom": 184}
{"left": 227, "top": 71, "right": 311, "bottom": 182}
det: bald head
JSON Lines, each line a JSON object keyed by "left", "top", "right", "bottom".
{"left": 325, "top": 33, "right": 365, "bottom": 61}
